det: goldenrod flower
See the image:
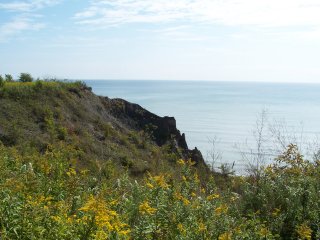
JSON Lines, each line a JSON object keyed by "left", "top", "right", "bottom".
{"left": 206, "top": 193, "right": 220, "bottom": 201}
{"left": 146, "top": 182, "right": 154, "bottom": 189}
{"left": 296, "top": 223, "right": 312, "bottom": 240}
{"left": 148, "top": 174, "right": 169, "bottom": 188}
{"left": 139, "top": 201, "right": 157, "bottom": 215}
{"left": 177, "top": 223, "right": 186, "bottom": 235}
{"left": 51, "top": 215, "right": 62, "bottom": 223}
{"left": 66, "top": 167, "right": 76, "bottom": 177}
{"left": 259, "top": 227, "right": 269, "bottom": 237}
{"left": 198, "top": 222, "right": 207, "bottom": 232}
{"left": 118, "top": 229, "right": 131, "bottom": 236}
{"left": 215, "top": 204, "right": 228, "bottom": 215}
{"left": 177, "top": 159, "right": 185, "bottom": 166}
{"left": 187, "top": 159, "right": 196, "bottom": 166}
{"left": 194, "top": 173, "right": 200, "bottom": 183}
{"left": 218, "top": 232, "right": 232, "bottom": 240}
{"left": 182, "top": 197, "right": 190, "bottom": 206}
{"left": 79, "top": 195, "right": 130, "bottom": 235}
{"left": 43, "top": 205, "right": 49, "bottom": 211}
{"left": 272, "top": 208, "right": 281, "bottom": 217}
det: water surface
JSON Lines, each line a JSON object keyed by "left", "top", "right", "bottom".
{"left": 85, "top": 80, "right": 320, "bottom": 173}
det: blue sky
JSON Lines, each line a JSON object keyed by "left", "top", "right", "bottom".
{"left": 1, "top": 0, "right": 320, "bottom": 82}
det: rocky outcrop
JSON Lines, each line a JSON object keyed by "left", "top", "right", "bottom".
{"left": 103, "top": 97, "right": 206, "bottom": 166}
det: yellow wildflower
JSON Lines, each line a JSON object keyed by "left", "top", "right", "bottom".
{"left": 146, "top": 182, "right": 154, "bottom": 189}
{"left": 234, "top": 226, "right": 242, "bottom": 234}
{"left": 148, "top": 174, "right": 169, "bottom": 188}
{"left": 80, "top": 169, "right": 89, "bottom": 175}
{"left": 174, "top": 192, "right": 182, "bottom": 200}
{"left": 94, "top": 230, "right": 108, "bottom": 240}
{"left": 177, "top": 223, "right": 186, "bottom": 235}
{"left": 215, "top": 204, "right": 228, "bottom": 215}
{"left": 177, "top": 159, "right": 185, "bottom": 166}
{"left": 79, "top": 195, "right": 130, "bottom": 235}
{"left": 118, "top": 229, "right": 131, "bottom": 236}
{"left": 218, "top": 232, "right": 232, "bottom": 240}
{"left": 110, "top": 200, "right": 118, "bottom": 206}
{"left": 139, "top": 201, "right": 157, "bottom": 215}
{"left": 207, "top": 193, "right": 220, "bottom": 201}
{"left": 182, "top": 197, "right": 190, "bottom": 206}
{"left": 66, "top": 167, "right": 76, "bottom": 177}
{"left": 51, "top": 216, "right": 62, "bottom": 223}
{"left": 272, "top": 208, "right": 281, "bottom": 217}
{"left": 43, "top": 205, "right": 49, "bottom": 211}
{"left": 194, "top": 173, "right": 200, "bottom": 183}
{"left": 296, "top": 223, "right": 312, "bottom": 240}
{"left": 259, "top": 227, "right": 269, "bottom": 237}
{"left": 187, "top": 159, "right": 196, "bottom": 166}
{"left": 198, "top": 222, "right": 207, "bottom": 232}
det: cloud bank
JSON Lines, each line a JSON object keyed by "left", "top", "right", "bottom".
{"left": 0, "top": 0, "right": 61, "bottom": 12}
{"left": 74, "top": 0, "right": 320, "bottom": 28}
{"left": 0, "top": 0, "right": 62, "bottom": 41}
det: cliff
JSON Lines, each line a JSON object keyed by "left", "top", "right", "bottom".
{"left": 0, "top": 80, "right": 208, "bottom": 176}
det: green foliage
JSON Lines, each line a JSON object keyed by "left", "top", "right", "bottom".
{"left": 5, "top": 74, "right": 13, "bottom": 82}
{"left": 19, "top": 72, "right": 34, "bottom": 82}
{"left": 1, "top": 79, "right": 319, "bottom": 239}
{"left": 0, "top": 79, "right": 190, "bottom": 177}
{"left": 0, "top": 143, "right": 319, "bottom": 239}
{"left": 0, "top": 75, "right": 4, "bottom": 88}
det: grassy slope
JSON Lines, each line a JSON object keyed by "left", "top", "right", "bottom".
{"left": 0, "top": 80, "right": 207, "bottom": 178}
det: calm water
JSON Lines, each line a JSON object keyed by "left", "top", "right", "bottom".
{"left": 85, "top": 80, "right": 320, "bottom": 173}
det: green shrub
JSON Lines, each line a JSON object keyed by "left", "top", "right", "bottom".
{"left": 0, "top": 75, "right": 4, "bottom": 88}
{"left": 5, "top": 74, "right": 14, "bottom": 82}
{"left": 19, "top": 73, "right": 33, "bottom": 82}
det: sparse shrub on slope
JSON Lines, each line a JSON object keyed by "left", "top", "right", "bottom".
{"left": 0, "top": 75, "right": 4, "bottom": 88}
{"left": 4, "top": 74, "right": 13, "bottom": 82}
{"left": 19, "top": 73, "right": 33, "bottom": 82}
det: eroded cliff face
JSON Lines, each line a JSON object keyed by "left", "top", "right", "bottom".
{"left": 103, "top": 97, "right": 206, "bottom": 166}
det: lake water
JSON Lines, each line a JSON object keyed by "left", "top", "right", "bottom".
{"left": 85, "top": 80, "right": 320, "bottom": 174}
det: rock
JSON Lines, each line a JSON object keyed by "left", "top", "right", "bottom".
{"left": 104, "top": 98, "right": 207, "bottom": 166}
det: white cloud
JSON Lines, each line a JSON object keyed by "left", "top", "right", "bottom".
{"left": 74, "top": 0, "right": 320, "bottom": 28}
{"left": 0, "top": 0, "right": 61, "bottom": 12}
{"left": 0, "top": 15, "right": 45, "bottom": 42}
{"left": 0, "top": 0, "right": 62, "bottom": 41}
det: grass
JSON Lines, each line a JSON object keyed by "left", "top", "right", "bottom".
{"left": 0, "top": 79, "right": 194, "bottom": 177}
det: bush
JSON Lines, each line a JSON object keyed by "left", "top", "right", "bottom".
{"left": 0, "top": 75, "right": 4, "bottom": 87}
{"left": 19, "top": 73, "right": 33, "bottom": 82}
{"left": 1, "top": 142, "right": 320, "bottom": 239}
{"left": 5, "top": 74, "right": 14, "bottom": 82}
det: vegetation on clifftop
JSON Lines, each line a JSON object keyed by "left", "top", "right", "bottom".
{"left": 0, "top": 76, "right": 207, "bottom": 177}
{"left": 0, "top": 76, "right": 320, "bottom": 239}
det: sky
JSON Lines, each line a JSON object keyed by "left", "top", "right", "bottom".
{"left": 1, "top": 0, "right": 320, "bottom": 82}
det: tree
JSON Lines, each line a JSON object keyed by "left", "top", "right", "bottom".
{"left": 19, "top": 73, "right": 33, "bottom": 82}
{"left": 5, "top": 74, "right": 14, "bottom": 82}
{"left": 0, "top": 75, "right": 4, "bottom": 87}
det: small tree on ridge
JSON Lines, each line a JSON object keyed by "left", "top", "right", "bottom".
{"left": 5, "top": 74, "right": 14, "bottom": 82}
{"left": 19, "top": 73, "right": 33, "bottom": 82}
